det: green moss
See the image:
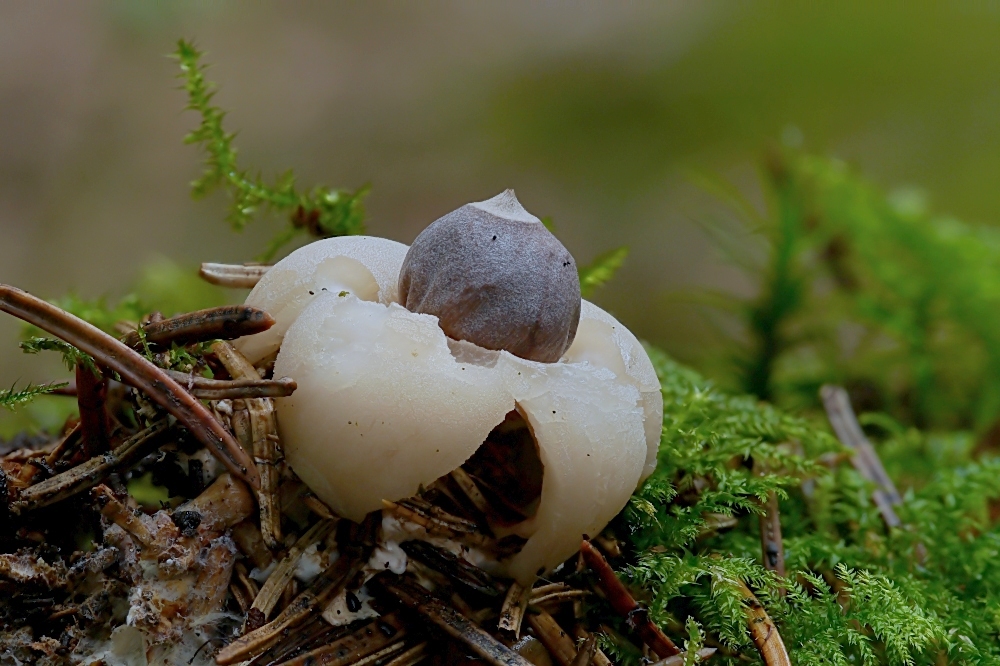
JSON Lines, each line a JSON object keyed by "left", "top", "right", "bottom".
{"left": 616, "top": 346, "right": 1000, "bottom": 664}
{"left": 174, "top": 40, "right": 368, "bottom": 261}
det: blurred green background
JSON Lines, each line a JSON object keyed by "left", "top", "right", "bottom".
{"left": 4, "top": 1, "right": 1000, "bottom": 430}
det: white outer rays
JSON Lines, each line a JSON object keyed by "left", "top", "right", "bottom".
{"left": 258, "top": 237, "right": 661, "bottom": 584}
{"left": 236, "top": 236, "right": 409, "bottom": 363}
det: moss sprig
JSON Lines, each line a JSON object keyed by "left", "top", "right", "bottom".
{"left": 579, "top": 246, "right": 629, "bottom": 298}
{"left": 174, "top": 40, "right": 368, "bottom": 261}
{"left": 0, "top": 381, "right": 68, "bottom": 412}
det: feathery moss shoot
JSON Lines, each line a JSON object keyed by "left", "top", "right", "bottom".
{"left": 579, "top": 246, "right": 629, "bottom": 298}
{"left": 174, "top": 40, "right": 368, "bottom": 261}
{"left": 0, "top": 381, "right": 68, "bottom": 412}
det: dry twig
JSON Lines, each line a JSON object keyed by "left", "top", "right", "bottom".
{"left": 821, "top": 385, "right": 901, "bottom": 528}
{"left": 213, "top": 340, "right": 284, "bottom": 547}
{"left": 199, "top": 263, "right": 271, "bottom": 288}
{"left": 526, "top": 611, "right": 577, "bottom": 666}
{"left": 217, "top": 552, "right": 366, "bottom": 664}
{"left": 164, "top": 368, "right": 296, "bottom": 399}
{"left": 580, "top": 539, "right": 679, "bottom": 658}
{"left": 498, "top": 581, "right": 531, "bottom": 637}
{"left": 372, "top": 572, "right": 533, "bottom": 666}
{"left": 250, "top": 519, "right": 336, "bottom": 621}
{"left": 120, "top": 305, "right": 274, "bottom": 349}
{"left": 0, "top": 284, "right": 259, "bottom": 488}
{"left": 280, "top": 613, "right": 410, "bottom": 666}
{"left": 12, "top": 419, "right": 172, "bottom": 514}
{"left": 736, "top": 580, "right": 790, "bottom": 666}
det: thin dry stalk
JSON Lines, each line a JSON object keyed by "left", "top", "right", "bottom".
{"left": 383, "top": 642, "right": 428, "bottom": 666}
{"left": 120, "top": 305, "right": 274, "bottom": 349}
{"left": 498, "top": 582, "right": 531, "bottom": 637}
{"left": 43, "top": 424, "right": 81, "bottom": 469}
{"left": 165, "top": 369, "right": 296, "bottom": 400}
{"left": 217, "top": 553, "right": 365, "bottom": 664}
{"left": 302, "top": 493, "right": 337, "bottom": 520}
{"left": 250, "top": 520, "right": 335, "bottom": 621}
{"left": 820, "top": 385, "right": 902, "bottom": 528}
{"left": 75, "top": 364, "right": 109, "bottom": 458}
{"left": 213, "top": 341, "right": 283, "bottom": 547}
{"left": 530, "top": 589, "right": 590, "bottom": 607}
{"left": 231, "top": 581, "right": 253, "bottom": 613}
{"left": 279, "top": 613, "right": 409, "bottom": 666}
{"left": 450, "top": 468, "right": 493, "bottom": 515}
{"left": 737, "top": 581, "right": 790, "bottom": 666}
{"left": 246, "top": 616, "right": 345, "bottom": 665}
{"left": 12, "top": 420, "right": 172, "bottom": 514}
{"left": 93, "top": 485, "right": 156, "bottom": 549}
{"left": 399, "top": 540, "right": 503, "bottom": 599}
{"left": 526, "top": 611, "right": 577, "bottom": 666}
{"left": 759, "top": 491, "right": 786, "bottom": 579}
{"left": 382, "top": 499, "right": 490, "bottom": 547}
{"left": 580, "top": 540, "right": 680, "bottom": 658}
{"left": 0, "top": 284, "right": 259, "bottom": 488}
{"left": 200, "top": 262, "right": 271, "bottom": 288}
{"left": 373, "top": 572, "right": 532, "bottom": 666}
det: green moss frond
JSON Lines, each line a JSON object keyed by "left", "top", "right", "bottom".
{"left": 579, "top": 246, "right": 629, "bottom": 298}
{"left": 20, "top": 337, "right": 96, "bottom": 374}
{"left": 0, "top": 381, "right": 68, "bottom": 412}
{"left": 174, "top": 40, "right": 367, "bottom": 260}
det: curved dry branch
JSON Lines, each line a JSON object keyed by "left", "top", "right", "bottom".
{"left": 0, "top": 284, "right": 259, "bottom": 489}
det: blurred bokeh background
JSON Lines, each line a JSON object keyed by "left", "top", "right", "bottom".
{"left": 4, "top": 1, "right": 1000, "bottom": 429}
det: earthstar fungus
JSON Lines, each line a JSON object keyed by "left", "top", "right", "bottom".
{"left": 239, "top": 191, "right": 661, "bottom": 584}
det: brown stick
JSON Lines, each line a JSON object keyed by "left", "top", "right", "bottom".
{"left": 526, "top": 611, "right": 577, "bottom": 666}
{"left": 75, "top": 364, "right": 109, "bottom": 458}
{"left": 498, "top": 581, "right": 530, "bottom": 638}
{"left": 163, "top": 369, "right": 296, "bottom": 400}
{"left": 579, "top": 540, "right": 679, "bottom": 658}
{"left": 0, "top": 284, "right": 259, "bottom": 489}
{"left": 216, "top": 554, "right": 364, "bottom": 664}
{"left": 280, "top": 613, "right": 409, "bottom": 666}
{"left": 250, "top": 520, "right": 336, "bottom": 621}
{"left": 399, "top": 540, "right": 503, "bottom": 599}
{"left": 820, "top": 385, "right": 901, "bottom": 528}
{"left": 199, "top": 263, "right": 271, "bottom": 289}
{"left": 12, "top": 420, "right": 172, "bottom": 514}
{"left": 212, "top": 341, "right": 283, "bottom": 548}
{"left": 759, "top": 491, "right": 786, "bottom": 580}
{"left": 737, "top": 581, "right": 790, "bottom": 666}
{"left": 120, "top": 305, "right": 274, "bottom": 349}
{"left": 373, "top": 572, "right": 533, "bottom": 666}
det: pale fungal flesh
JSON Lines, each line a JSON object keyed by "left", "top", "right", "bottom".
{"left": 236, "top": 236, "right": 409, "bottom": 363}
{"left": 258, "top": 235, "right": 661, "bottom": 584}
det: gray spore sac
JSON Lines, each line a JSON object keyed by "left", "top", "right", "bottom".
{"left": 399, "top": 190, "right": 581, "bottom": 363}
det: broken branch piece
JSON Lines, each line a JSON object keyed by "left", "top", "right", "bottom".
{"left": 163, "top": 369, "right": 296, "bottom": 400}
{"left": 579, "top": 539, "right": 679, "bottom": 658}
{"left": 0, "top": 284, "right": 259, "bottom": 488}
{"left": 12, "top": 419, "right": 172, "bottom": 514}
{"left": 120, "top": 305, "right": 274, "bottom": 349}
{"left": 200, "top": 262, "right": 271, "bottom": 288}
{"left": 372, "top": 572, "right": 533, "bottom": 666}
